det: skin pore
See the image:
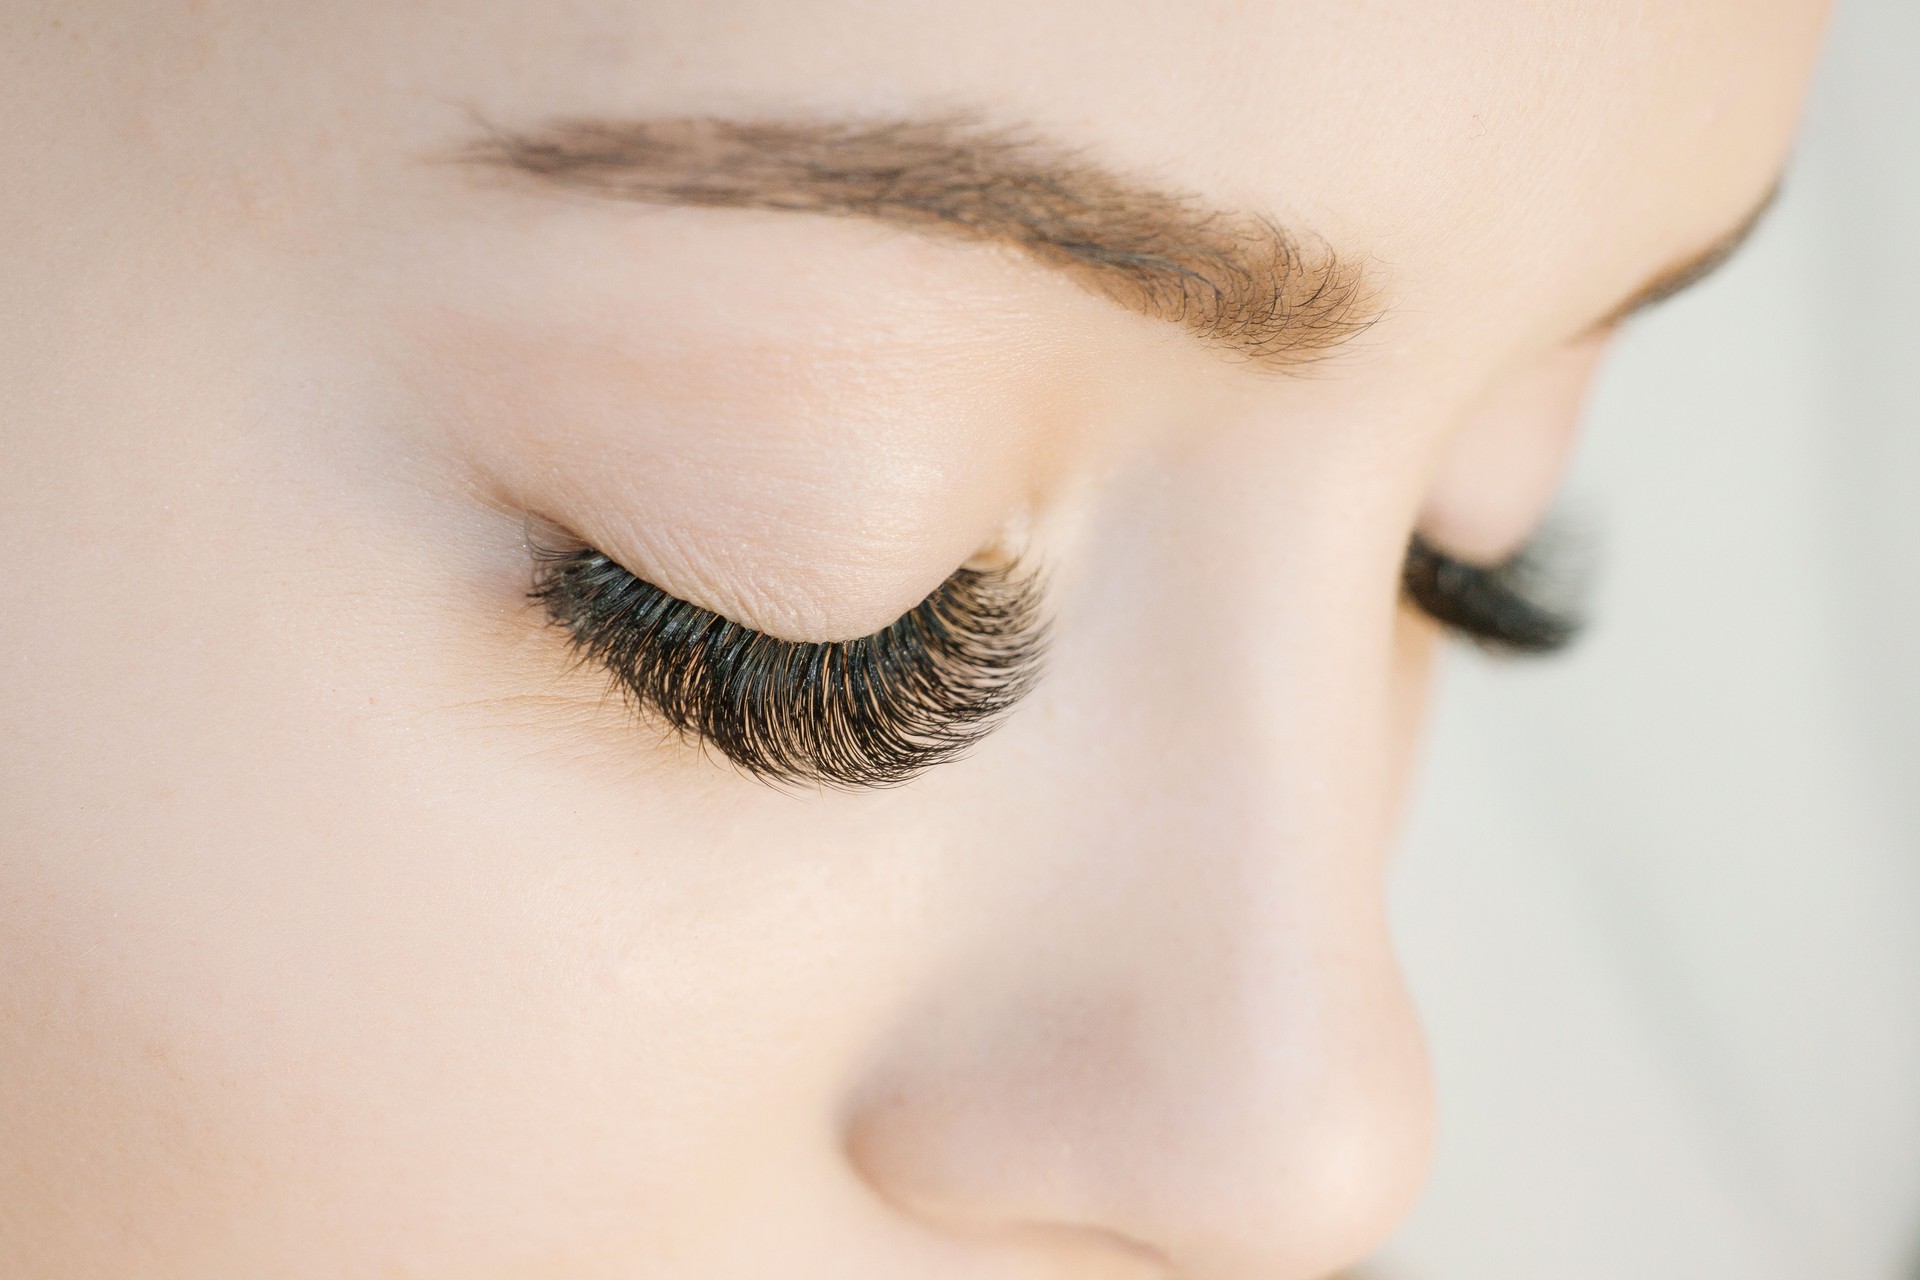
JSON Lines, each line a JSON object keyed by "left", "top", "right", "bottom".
{"left": 0, "top": 2, "right": 1825, "bottom": 1278}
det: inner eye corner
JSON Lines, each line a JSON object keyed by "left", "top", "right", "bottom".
{"left": 516, "top": 510, "right": 593, "bottom": 562}
{"left": 961, "top": 545, "right": 1020, "bottom": 576}
{"left": 958, "top": 505, "right": 1046, "bottom": 575}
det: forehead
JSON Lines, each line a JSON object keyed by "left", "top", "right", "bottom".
{"left": 460, "top": 0, "right": 1821, "bottom": 357}
{"left": 207, "top": 0, "right": 1829, "bottom": 386}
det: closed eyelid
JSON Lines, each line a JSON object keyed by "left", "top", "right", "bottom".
{"left": 1401, "top": 531, "right": 1587, "bottom": 656}
{"left": 528, "top": 539, "right": 1048, "bottom": 789}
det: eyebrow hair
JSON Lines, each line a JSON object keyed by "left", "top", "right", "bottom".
{"left": 460, "top": 116, "right": 1376, "bottom": 368}
{"left": 1596, "top": 181, "right": 1783, "bottom": 331}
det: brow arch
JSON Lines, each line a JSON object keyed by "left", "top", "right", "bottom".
{"left": 459, "top": 114, "right": 1378, "bottom": 369}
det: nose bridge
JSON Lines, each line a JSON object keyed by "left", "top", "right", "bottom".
{"left": 843, "top": 443, "right": 1435, "bottom": 1277}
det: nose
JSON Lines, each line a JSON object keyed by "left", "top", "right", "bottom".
{"left": 841, "top": 438, "right": 1437, "bottom": 1278}
{"left": 844, "top": 862, "right": 1431, "bottom": 1278}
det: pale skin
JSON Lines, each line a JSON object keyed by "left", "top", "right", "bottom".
{"left": 0, "top": 2, "right": 1827, "bottom": 1277}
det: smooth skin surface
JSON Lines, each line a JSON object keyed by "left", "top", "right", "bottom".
{"left": 0, "top": 2, "right": 1825, "bottom": 1277}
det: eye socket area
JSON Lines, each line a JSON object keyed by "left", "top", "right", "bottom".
{"left": 1416, "top": 336, "right": 1610, "bottom": 567}
{"left": 512, "top": 320, "right": 1606, "bottom": 782}
{"left": 1403, "top": 335, "right": 1610, "bottom": 655}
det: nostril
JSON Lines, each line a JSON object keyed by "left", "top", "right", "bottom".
{"left": 845, "top": 1101, "right": 1174, "bottom": 1276}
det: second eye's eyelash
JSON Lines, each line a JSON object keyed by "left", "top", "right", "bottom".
{"left": 531, "top": 540, "right": 1046, "bottom": 789}
{"left": 1401, "top": 532, "right": 1586, "bottom": 655}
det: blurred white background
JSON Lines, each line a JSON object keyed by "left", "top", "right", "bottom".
{"left": 1377, "top": 1, "right": 1920, "bottom": 1276}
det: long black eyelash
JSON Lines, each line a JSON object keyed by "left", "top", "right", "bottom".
{"left": 1402, "top": 533, "right": 1585, "bottom": 655}
{"left": 530, "top": 543, "right": 1046, "bottom": 789}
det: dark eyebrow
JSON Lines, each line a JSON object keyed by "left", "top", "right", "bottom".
{"left": 1594, "top": 181, "right": 1784, "bottom": 332}
{"left": 459, "top": 116, "right": 1377, "bottom": 369}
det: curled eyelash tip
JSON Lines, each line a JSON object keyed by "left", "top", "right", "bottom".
{"left": 1403, "top": 531, "right": 1590, "bottom": 657}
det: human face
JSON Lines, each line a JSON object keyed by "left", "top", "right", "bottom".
{"left": 0, "top": 2, "right": 1826, "bottom": 1277}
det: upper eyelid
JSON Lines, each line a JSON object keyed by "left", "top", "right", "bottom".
{"left": 528, "top": 534, "right": 742, "bottom": 636}
{"left": 528, "top": 530, "right": 970, "bottom": 648}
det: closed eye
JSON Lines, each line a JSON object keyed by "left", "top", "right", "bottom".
{"left": 1400, "top": 532, "right": 1585, "bottom": 655}
{"left": 530, "top": 538, "right": 1046, "bottom": 789}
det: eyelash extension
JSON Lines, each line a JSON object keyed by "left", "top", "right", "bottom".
{"left": 1401, "top": 533, "right": 1585, "bottom": 655}
{"left": 530, "top": 541, "right": 1046, "bottom": 789}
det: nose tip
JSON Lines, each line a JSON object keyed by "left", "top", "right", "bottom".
{"left": 1114, "top": 931, "right": 1436, "bottom": 1277}
{"left": 1188, "top": 991, "right": 1434, "bottom": 1276}
{"left": 842, "top": 900, "right": 1435, "bottom": 1279}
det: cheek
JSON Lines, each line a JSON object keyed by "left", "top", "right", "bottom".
{"left": 0, "top": 436, "right": 920, "bottom": 1271}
